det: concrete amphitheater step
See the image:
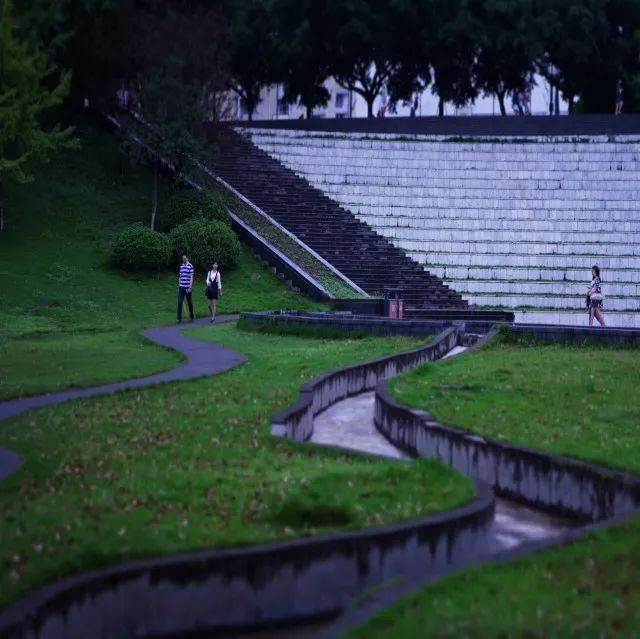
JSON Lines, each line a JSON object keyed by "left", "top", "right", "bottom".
{"left": 448, "top": 279, "right": 640, "bottom": 297}
{"left": 429, "top": 265, "right": 640, "bottom": 283}
{"left": 356, "top": 209, "right": 640, "bottom": 222}
{"left": 459, "top": 295, "right": 637, "bottom": 312}
{"left": 242, "top": 127, "right": 640, "bottom": 317}
{"left": 397, "top": 239, "right": 640, "bottom": 256}
{"left": 411, "top": 251, "right": 640, "bottom": 270}
{"left": 206, "top": 128, "right": 467, "bottom": 313}
{"left": 357, "top": 215, "right": 640, "bottom": 232}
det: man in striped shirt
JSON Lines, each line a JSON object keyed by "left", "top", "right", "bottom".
{"left": 177, "top": 255, "right": 195, "bottom": 322}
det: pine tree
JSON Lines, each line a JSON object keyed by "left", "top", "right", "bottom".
{"left": 0, "top": 0, "right": 76, "bottom": 231}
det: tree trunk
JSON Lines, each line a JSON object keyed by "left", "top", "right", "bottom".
{"left": 438, "top": 97, "right": 444, "bottom": 117}
{"left": 497, "top": 92, "right": 507, "bottom": 116}
{"left": 366, "top": 96, "right": 375, "bottom": 118}
{"left": 151, "top": 159, "right": 158, "bottom": 231}
{"left": 567, "top": 94, "right": 574, "bottom": 115}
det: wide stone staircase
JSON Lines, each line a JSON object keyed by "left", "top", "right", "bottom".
{"left": 206, "top": 128, "right": 468, "bottom": 312}
{"left": 243, "top": 128, "right": 640, "bottom": 326}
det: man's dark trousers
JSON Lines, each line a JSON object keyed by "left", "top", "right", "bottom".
{"left": 177, "top": 287, "right": 194, "bottom": 321}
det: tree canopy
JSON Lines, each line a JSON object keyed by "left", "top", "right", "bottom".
{"left": 0, "top": 0, "right": 76, "bottom": 229}
{"left": 7, "top": 0, "right": 640, "bottom": 128}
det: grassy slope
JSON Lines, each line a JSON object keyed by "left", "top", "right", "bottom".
{"left": 0, "top": 127, "right": 324, "bottom": 399}
{"left": 346, "top": 337, "right": 640, "bottom": 639}
{"left": 0, "top": 323, "right": 473, "bottom": 607}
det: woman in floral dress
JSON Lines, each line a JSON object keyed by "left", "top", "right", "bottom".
{"left": 587, "top": 265, "right": 606, "bottom": 327}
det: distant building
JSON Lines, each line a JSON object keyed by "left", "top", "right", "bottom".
{"left": 231, "top": 73, "right": 568, "bottom": 121}
{"left": 233, "top": 78, "right": 353, "bottom": 120}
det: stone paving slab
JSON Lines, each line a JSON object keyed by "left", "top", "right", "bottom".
{"left": 0, "top": 315, "right": 244, "bottom": 481}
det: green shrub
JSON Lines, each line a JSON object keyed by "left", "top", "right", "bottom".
{"left": 159, "top": 189, "right": 229, "bottom": 231}
{"left": 111, "top": 223, "right": 171, "bottom": 272}
{"left": 170, "top": 218, "right": 241, "bottom": 272}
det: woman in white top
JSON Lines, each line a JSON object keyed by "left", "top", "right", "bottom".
{"left": 206, "top": 261, "right": 222, "bottom": 322}
{"left": 586, "top": 265, "right": 605, "bottom": 327}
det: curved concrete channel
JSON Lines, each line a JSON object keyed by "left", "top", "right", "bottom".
{"left": 225, "top": 344, "right": 577, "bottom": 639}
{"left": 312, "top": 390, "right": 576, "bottom": 553}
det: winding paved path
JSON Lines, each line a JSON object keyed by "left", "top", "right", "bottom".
{"left": 0, "top": 315, "right": 245, "bottom": 481}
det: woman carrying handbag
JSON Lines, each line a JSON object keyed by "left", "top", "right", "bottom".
{"left": 586, "top": 265, "right": 606, "bottom": 327}
{"left": 205, "top": 261, "right": 222, "bottom": 323}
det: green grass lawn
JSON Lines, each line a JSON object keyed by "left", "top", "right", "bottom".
{"left": 344, "top": 336, "right": 640, "bottom": 639}
{"left": 390, "top": 336, "right": 640, "bottom": 473}
{"left": 346, "top": 515, "right": 640, "bottom": 639}
{"left": 0, "top": 127, "right": 325, "bottom": 399}
{"left": 0, "top": 331, "right": 183, "bottom": 401}
{"left": 0, "top": 323, "right": 473, "bottom": 608}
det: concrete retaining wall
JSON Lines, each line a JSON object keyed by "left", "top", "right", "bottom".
{"left": 509, "top": 323, "right": 640, "bottom": 345}
{"left": 375, "top": 384, "right": 640, "bottom": 522}
{"left": 0, "top": 484, "right": 494, "bottom": 639}
{"left": 244, "top": 310, "right": 458, "bottom": 340}
{"left": 271, "top": 325, "right": 463, "bottom": 441}
{"left": 231, "top": 215, "right": 331, "bottom": 301}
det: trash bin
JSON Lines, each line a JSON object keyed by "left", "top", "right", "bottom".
{"left": 383, "top": 288, "right": 404, "bottom": 319}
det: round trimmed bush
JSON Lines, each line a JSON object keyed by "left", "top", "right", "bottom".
{"left": 111, "top": 223, "right": 172, "bottom": 272}
{"left": 159, "top": 189, "right": 229, "bottom": 231}
{"left": 170, "top": 218, "right": 241, "bottom": 272}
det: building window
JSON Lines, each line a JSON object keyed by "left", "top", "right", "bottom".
{"left": 278, "top": 100, "right": 289, "bottom": 116}
{"left": 335, "top": 92, "right": 347, "bottom": 110}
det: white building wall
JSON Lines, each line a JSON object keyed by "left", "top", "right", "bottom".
{"left": 233, "top": 78, "right": 353, "bottom": 121}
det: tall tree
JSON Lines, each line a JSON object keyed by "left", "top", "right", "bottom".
{"left": 329, "top": 0, "right": 426, "bottom": 118}
{"left": 426, "top": 0, "right": 480, "bottom": 116}
{"left": 580, "top": 0, "right": 640, "bottom": 112}
{"left": 472, "top": 0, "right": 540, "bottom": 115}
{"left": 0, "top": 0, "right": 76, "bottom": 231}
{"left": 271, "top": 0, "right": 333, "bottom": 117}
{"left": 120, "top": 71, "right": 208, "bottom": 231}
{"left": 13, "top": 0, "right": 116, "bottom": 105}
{"left": 385, "top": 0, "right": 433, "bottom": 109}
{"left": 536, "top": 0, "right": 608, "bottom": 113}
{"left": 536, "top": 0, "right": 640, "bottom": 114}
{"left": 226, "top": 0, "right": 277, "bottom": 120}
{"left": 115, "top": 4, "right": 218, "bottom": 229}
